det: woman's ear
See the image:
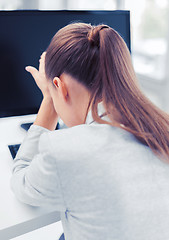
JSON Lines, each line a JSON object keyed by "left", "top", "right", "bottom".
{"left": 53, "top": 77, "right": 59, "bottom": 88}
{"left": 53, "top": 77, "right": 68, "bottom": 100}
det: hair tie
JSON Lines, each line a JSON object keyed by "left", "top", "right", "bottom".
{"left": 87, "top": 25, "right": 109, "bottom": 47}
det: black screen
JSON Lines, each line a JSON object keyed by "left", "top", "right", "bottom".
{"left": 0, "top": 10, "right": 130, "bottom": 117}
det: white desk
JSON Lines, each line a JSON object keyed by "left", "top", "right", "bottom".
{"left": 0, "top": 115, "right": 62, "bottom": 240}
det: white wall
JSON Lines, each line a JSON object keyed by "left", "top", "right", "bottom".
{"left": 38, "top": 0, "right": 66, "bottom": 10}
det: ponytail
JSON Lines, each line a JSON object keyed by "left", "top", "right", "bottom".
{"left": 93, "top": 25, "right": 169, "bottom": 160}
{"left": 45, "top": 22, "right": 169, "bottom": 160}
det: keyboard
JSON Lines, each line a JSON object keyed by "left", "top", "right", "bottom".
{"left": 8, "top": 144, "right": 21, "bottom": 159}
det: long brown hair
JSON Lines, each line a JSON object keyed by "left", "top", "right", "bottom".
{"left": 45, "top": 22, "right": 169, "bottom": 160}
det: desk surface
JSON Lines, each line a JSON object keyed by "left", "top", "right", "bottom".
{"left": 0, "top": 115, "right": 61, "bottom": 240}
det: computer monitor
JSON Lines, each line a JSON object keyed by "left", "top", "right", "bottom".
{"left": 0, "top": 10, "right": 130, "bottom": 118}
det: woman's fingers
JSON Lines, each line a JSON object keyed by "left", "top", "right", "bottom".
{"left": 40, "top": 51, "right": 46, "bottom": 59}
{"left": 25, "top": 65, "right": 50, "bottom": 97}
{"left": 39, "top": 52, "right": 46, "bottom": 73}
{"left": 25, "top": 53, "right": 49, "bottom": 97}
{"left": 25, "top": 66, "right": 39, "bottom": 81}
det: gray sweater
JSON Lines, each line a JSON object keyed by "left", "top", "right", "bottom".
{"left": 11, "top": 111, "right": 169, "bottom": 240}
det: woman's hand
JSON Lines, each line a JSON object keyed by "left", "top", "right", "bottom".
{"left": 25, "top": 52, "right": 50, "bottom": 98}
{"left": 26, "top": 52, "right": 58, "bottom": 130}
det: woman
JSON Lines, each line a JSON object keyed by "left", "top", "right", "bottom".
{"left": 11, "top": 23, "right": 169, "bottom": 240}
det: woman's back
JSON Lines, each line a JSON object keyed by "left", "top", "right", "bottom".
{"left": 30, "top": 119, "right": 169, "bottom": 240}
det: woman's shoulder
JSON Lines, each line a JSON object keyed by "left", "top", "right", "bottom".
{"left": 39, "top": 122, "right": 145, "bottom": 158}
{"left": 44, "top": 122, "right": 128, "bottom": 146}
{"left": 37, "top": 122, "right": 169, "bottom": 183}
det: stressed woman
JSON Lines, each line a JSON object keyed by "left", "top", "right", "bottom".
{"left": 11, "top": 23, "right": 169, "bottom": 240}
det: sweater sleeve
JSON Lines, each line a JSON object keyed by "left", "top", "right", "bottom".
{"left": 10, "top": 125, "right": 66, "bottom": 211}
